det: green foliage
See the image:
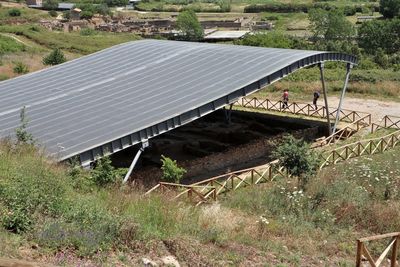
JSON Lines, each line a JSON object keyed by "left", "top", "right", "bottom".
{"left": 15, "top": 106, "right": 34, "bottom": 145}
{"left": 238, "top": 31, "right": 293, "bottom": 49}
{"left": 272, "top": 135, "right": 320, "bottom": 190}
{"left": 43, "top": 0, "right": 59, "bottom": 10}
{"left": 13, "top": 61, "right": 29, "bottom": 74}
{"left": 308, "top": 8, "right": 355, "bottom": 42}
{"left": 358, "top": 19, "right": 400, "bottom": 55}
{"left": 105, "top": 0, "right": 128, "bottom": 6}
{"left": 8, "top": 8, "right": 21, "bottom": 17}
{"left": 176, "top": 9, "right": 203, "bottom": 41}
{"left": 91, "top": 156, "right": 116, "bottom": 186}
{"left": 380, "top": 0, "right": 400, "bottom": 18}
{"left": 48, "top": 10, "right": 58, "bottom": 17}
{"left": 160, "top": 155, "right": 186, "bottom": 183}
{"left": 0, "top": 25, "right": 140, "bottom": 55}
{"left": 80, "top": 10, "right": 94, "bottom": 19}
{"left": 80, "top": 28, "right": 98, "bottom": 36}
{"left": 0, "top": 35, "right": 25, "bottom": 54}
{"left": 42, "top": 48, "right": 66, "bottom": 65}
{"left": 36, "top": 197, "right": 121, "bottom": 255}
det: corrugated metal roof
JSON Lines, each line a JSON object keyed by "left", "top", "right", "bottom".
{"left": 0, "top": 40, "right": 357, "bottom": 164}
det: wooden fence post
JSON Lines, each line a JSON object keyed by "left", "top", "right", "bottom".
{"left": 356, "top": 240, "right": 363, "bottom": 267}
{"left": 391, "top": 236, "right": 399, "bottom": 267}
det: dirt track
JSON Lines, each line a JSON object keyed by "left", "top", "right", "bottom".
{"left": 327, "top": 96, "right": 400, "bottom": 122}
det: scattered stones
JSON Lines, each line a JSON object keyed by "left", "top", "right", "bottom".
{"left": 142, "top": 257, "right": 158, "bottom": 267}
{"left": 161, "top": 256, "right": 180, "bottom": 267}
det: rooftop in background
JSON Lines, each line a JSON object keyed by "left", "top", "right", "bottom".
{"left": 0, "top": 40, "right": 357, "bottom": 166}
{"left": 204, "top": 30, "right": 250, "bottom": 41}
{"left": 27, "top": 2, "right": 74, "bottom": 10}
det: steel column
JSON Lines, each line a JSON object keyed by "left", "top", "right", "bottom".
{"left": 123, "top": 140, "right": 149, "bottom": 183}
{"left": 333, "top": 63, "right": 353, "bottom": 133}
{"left": 319, "top": 63, "right": 332, "bottom": 136}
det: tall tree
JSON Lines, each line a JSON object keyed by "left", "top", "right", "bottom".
{"left": 380, "top": 0, "right": 400, "bottom": 18}
{"left": 308, "top": 8, "right": 355, "bottom": 42}
{"left": 176, "top": 10, "right": 203, "bottom": 41}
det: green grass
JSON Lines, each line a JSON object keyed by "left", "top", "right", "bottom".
{"left": 0, "top": 6, "right": 51, "bottom": 23}
{"left": 0, "top": 25, "right": 140, "bottom": 55}
{"left": 0, "top": 35, "right": 26, "bottom": 54}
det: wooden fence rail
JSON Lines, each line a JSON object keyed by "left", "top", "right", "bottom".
{"left": 356, "top": 232, "right": 400, "bottom": 267}
{"left": 320, "top": 130, "right": 400, "bottom": 168}
{"left": 234, "top": 97, "right": 371, "bottom": 124}
{"left": 372, "top": 115, "right": 400, "bottom": 133}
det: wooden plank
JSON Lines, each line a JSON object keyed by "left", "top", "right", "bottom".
{"left": 375, "top": 237, "right": 396, "bottom": 267}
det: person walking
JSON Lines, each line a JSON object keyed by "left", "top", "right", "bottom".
{"left": 282, "top": 89, "right": 289, "bottom": 109}
{"left": 313, "top": 90, "right": 320, "bottom": 110}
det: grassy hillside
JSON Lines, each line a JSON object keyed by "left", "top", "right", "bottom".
{"left": 0, "top": 138, "right": 399, "bottom": 265}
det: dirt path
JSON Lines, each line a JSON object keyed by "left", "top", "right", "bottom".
{"left": 327, "top": 96, "right": 400, "bottom": 122}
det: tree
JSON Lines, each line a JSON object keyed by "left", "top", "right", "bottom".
{"left": 176, "top": 10, "right": 203, "bottom": 41}
{"left": 105, "top": 0, "right": 128, "bottom": 7}
{"left": 43, "top": 48, "right": 66, "bottom": 65}
{"left": 380, "top": 0, "right": 400, "bottom": 18}
{"left": 43, "top": 0, "right": 59, "bottom": 10}
{"left": 160, "top": 155, "right": 186, "bottom": 183}
{"left": 308, "top": 8, "right": 355, "bottom": 42}
{"left": 238, "top": 31, "right": 293, "bottom": 49}
{"left": 15, "top": 106, "right": 34, "bottom": 145}
{"left": 358, "top": 19, "right": 400, "bottom": 55}
{"left": 272, "top": 135, "right": 320, "bottom": 190}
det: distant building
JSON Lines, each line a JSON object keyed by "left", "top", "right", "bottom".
{"left": 26, "top": 0, "right": 42, "bottom": 6}
{"left": 204, "top": 30, "right": 250, "bottom": 42}
{"left": 26, "top": 1, "right": 74, "bottom": 10}
{"left": 70, "top": 8, "right": 81, "bottom": 20}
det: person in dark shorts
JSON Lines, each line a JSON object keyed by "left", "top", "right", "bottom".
{"left": 313, "top": 90, "right": 320, "bottom": 110}
{"left": 282, "top": 89, "right": 289, "bottom": 109}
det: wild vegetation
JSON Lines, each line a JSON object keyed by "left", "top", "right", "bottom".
{"left": 0, "top": 134, "right": 399, "bottom": 265}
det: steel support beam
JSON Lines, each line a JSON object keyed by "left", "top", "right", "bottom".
{"left": 123, "top": 140, "right": 149, "bottom": 183}
{"left": 333, "top": 63, "right": 353, "bottom": 133}
{"left": 224, "top": 104, "right": 234, "bottom": 124}
{"left": 319, "top": 63, "right": 332, "bottom": 136}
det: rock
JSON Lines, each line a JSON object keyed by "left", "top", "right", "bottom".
{"left": 161, "top": 256, "right": 180, "bottom": 267}
{"left": 142, "top": 257, "right": 158, "bottom": 267}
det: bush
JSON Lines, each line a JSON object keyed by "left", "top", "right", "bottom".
{"left": 15, "top": 106, "right": 34, "bottom": 145}
{"left": 42, "top": 48, "right": 66, "bottom": 65}
{"left": 380, "top": 0, "right": 400, "bottom": 18}
{"left": 80, "top": 28, "right": 97, "bottom": 36}
{"left": 91, "top": 156, "right": 116, "bottom": 186}
{"left": 8, "top": 8, "right": 21, "bottom": 17}
{"left": 13, "top": 61, "right": 29, "bottom": 74}
{"left": 160, "top": 155, "right": 186, "bottom": 183}
{"left": 272, "top": 135, "right": 320, "bottom": 190}
{"left": 48, "top": 10, "right": 58, "bottom": 17}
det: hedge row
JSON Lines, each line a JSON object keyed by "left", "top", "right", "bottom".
{"left": 244, "top": 2, "right": 379, "bottom": 15}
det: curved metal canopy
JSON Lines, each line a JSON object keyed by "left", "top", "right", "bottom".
{"left": 0, "top": 40, "right": 357, "bottom": 166}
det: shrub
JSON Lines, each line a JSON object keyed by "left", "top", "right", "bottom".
{"left": 42, "top": 48, "right": 66, "bottom": 65}
{"left": 160, "top": 155, "right": 186, "bottom": 183}
{"left": 15, "top": 106, "right": 34, "bottom": 145}
{"left": 272, "top": 135, "right": 320, "bottom": 190}
{"left": 8, "top": 9, "right": 21, "bottom": 17}
{"left": 48, "top": 10, "right": 58, "bottom": 17}
{"left": 91, "top": 156, "right": 116, "bottom": 186}
{"left": 237, "top": 32, "right": 293, "bottom": 49}
{"left": 13, "top": 61, "right": 29, "bottom": 74}
{"left": 80, "top": 28, "right": 97, "bottom": 36}
{"left": 380, "top": 0, "right": 400, "bottom": 18}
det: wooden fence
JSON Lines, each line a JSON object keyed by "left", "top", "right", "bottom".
{"left": 145, "top": 161, "right": 287, "bottom": 206}
{"left": 235, "top": 97, "right": 371, "bottom": 124}
{"left": 319, "top": 113, "right": 372, "bottom": 146}
{"left": 320, "top": 130, "right": 400, "bottom": 168}
{"left": 356, "top": 232, "right": 399, "bottom": 267}
{"left": 372, "top": 115, "right": 400, "bottom": 133}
